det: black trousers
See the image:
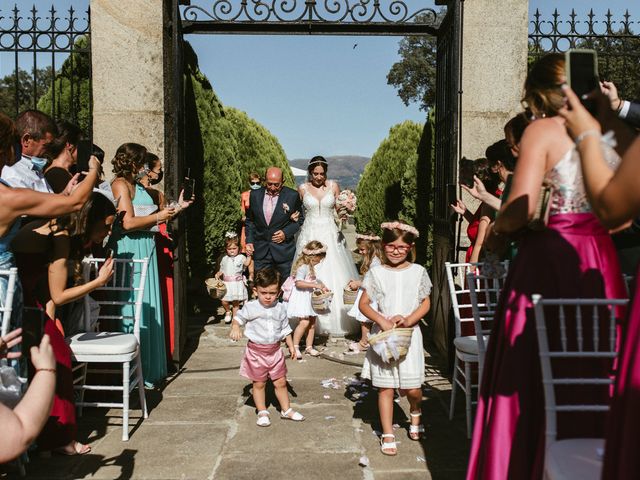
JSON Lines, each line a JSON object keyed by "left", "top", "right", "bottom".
{"left": 254, "top": 250, "right": 292, "bottom": 283}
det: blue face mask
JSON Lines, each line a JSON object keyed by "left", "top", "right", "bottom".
{"left": 30, "top": 156, "right": 47, "bottom": 173}
{"left": 250, "top": 183, "right": 261, "bottom": 190}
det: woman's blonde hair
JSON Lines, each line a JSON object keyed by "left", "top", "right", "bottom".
{"left": 357, "top": 234, "right": 383, "bottom": 276}
{"left": 522, "top": 53, "right": 566, "bottom": 119}
{"left": 292, "top": 240, "right": 326, "bottom": 277}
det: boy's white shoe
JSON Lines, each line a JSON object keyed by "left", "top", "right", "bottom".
{"left": 256, "top": 410, "right": 271, "bottom": 427}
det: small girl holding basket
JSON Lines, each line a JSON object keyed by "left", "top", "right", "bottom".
{"left": 286, "top": 240, "right": 329, "bottom": 359}
{"left": 359, "top": 221, "right": 432, "bottom": 456}
{"left": 347, "top": 232, "right": 384, "bottom": 352}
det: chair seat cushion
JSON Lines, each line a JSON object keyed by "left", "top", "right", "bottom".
{"left": 546, "top": 438, "right": 603, "bottom": 480}
{"left": 453, "top": 335, "right": 488, "bottom": 355}
{"left": 66, "top": 332, "right": 138, "bottom": 355}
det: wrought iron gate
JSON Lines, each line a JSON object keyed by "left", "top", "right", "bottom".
{"left": 171, "top": 0, "right": 462, "bottom": 359}
{"left": 0, "top": 4, "right": 92, "bottom": 135}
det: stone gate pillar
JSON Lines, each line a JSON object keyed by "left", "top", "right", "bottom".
{"left": 432, "top": 0, "right": 529, "bottom": 361}
{"left": 91, "top": 0, "right": 168, "bottom": 177}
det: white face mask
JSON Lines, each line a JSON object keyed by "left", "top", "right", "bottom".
{"left": 250, "top": 183, "right": 261, "bottom": 190}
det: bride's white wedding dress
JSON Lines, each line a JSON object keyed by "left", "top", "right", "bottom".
{"left": 294, "top": 182, "right": 359, "bottom": 336}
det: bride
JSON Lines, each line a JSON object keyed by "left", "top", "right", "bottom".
{"left": 295, "top": 156, "right": 359, "bottom": 336}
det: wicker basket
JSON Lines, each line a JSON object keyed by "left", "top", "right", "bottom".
{"left": 311, "top": 289, "right": 333, "bottom": 313}
{"left": 205, "top": 278, "right": 227, "bottom": 300}
{"left": 343, "top": 286, "right": 358, "bottom": 305}
{"left": 368, "top": 328, "right": 414, "bottom": 363}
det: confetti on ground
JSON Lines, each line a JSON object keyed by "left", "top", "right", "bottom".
{"left": 358, "top": 456, "right": 370, "bottom": 467}
{"left": 323, "top": 394, "right": 331, "bottom": 399}
{"left": 325, "top": 416, "right": 336, "bottom": 420}
{"left": 417, "top": 456, "right": 426, "bottom": 463}
{"left": 392, "top": 424, "right": 400, "bottom": 430}
{"left": 321, "top": 378, "right": 342, "bottom": 389}
{"left": 372, "top": 430, "right": 381, "bottom": 437}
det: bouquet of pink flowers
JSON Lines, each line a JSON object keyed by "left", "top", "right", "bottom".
{"left": 336, "top": 189, "right": 357, "bottom": 228}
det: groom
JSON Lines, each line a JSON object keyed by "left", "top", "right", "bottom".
{"left": 245, "top": 167, "right": 304, "bottom": 280}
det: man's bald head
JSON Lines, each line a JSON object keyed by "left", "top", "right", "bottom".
{"left": 265, "top": 166, "right": 283, "bottom": 196}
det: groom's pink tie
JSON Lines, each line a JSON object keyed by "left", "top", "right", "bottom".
{"left": 264, "top": 194, "right": 277, "bottom": 225}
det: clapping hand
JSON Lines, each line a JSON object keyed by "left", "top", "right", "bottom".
{"left": 461, "top": 175, "right": 489, "bottom": 202}
{"left": 97, "top": 257, "right": 115, "bottom": 286}
{"left": 30, "top": 334, "right": 56, "bottom": 371}
{"left": 450, "top": 199, "right": 467, "bottom": 216}
{"left": 0, "top": 328, "right": 23, "bottom": 360}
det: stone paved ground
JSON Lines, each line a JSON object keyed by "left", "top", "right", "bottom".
{"left": 2, "top": 313, "right": 470, "bottom": 480}
{"left": 2, "top": 222, "right": 470, "bottom": 479}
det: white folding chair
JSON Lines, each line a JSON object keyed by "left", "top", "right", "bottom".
{"left": 532, "top": 295, "right": 628, "bottom": 480}
{"left": 466, "top": 270, "right": 507, "bottom": 383}
{"left": 0, "top": 267, "right": 19, "bottom": 337}
{"left": 67, "top": 257, "right": 150, "bottom": 441}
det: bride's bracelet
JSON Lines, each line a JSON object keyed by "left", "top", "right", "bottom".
{"left": 574, "top": 129, "right": 601, "bottom": 147}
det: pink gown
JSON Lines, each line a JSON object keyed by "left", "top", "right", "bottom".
{"left": 466, "top": 144, "right": 626, "bottom": 479}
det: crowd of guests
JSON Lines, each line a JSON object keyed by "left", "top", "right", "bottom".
{"left": 452, "top": 53, "right": 640, "bottom": 479}
{"left": 0, "top": 109, "right": 191, "bottom": 464}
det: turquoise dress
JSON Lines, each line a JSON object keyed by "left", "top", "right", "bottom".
{"left": 114, "top": 183, "right": 167, "bottom": 386}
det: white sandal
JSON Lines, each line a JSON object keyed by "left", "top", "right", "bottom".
{"left": 380, "top": 433, "right": 397, "bottom": 456}
{"left": 409, "top": 411, "right": 424, "bottom": 440}
{"left": 294, "top": 346, "right": 302, "bottom": 360}
{"left": 256, "top": 410, "right": 271, "bottom": 427}
{"left": 305, "top": 346, "right": 321, "bottom": 357}
{"left": 280, "top": 407, "right": 305, "bottom": 421}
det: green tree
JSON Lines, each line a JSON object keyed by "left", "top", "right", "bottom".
{"left": 355, "top": 121, "right": 423, "bottom": 235}
{"left": 182, "top": 42, "right": 294, "bottom": 278}
{"left": 36, "top": 37, "right": 92, "bottom": 135}
{"left": 0, "top": 67, "right": 54, "bottom": 118}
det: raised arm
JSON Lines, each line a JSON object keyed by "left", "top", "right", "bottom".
{"left": 47, "top": 233, "right": 114, "bottom": 308}
{"left": 560, "top": 85, "right": 640, "bottom": 228}
{"left": 112, "top": 179, "right": 174, "bottom": 232}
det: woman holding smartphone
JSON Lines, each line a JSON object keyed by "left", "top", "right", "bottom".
{"left": 11, "top": 192, "right": 117, "bottom": 455}
{"left": 466, "top": 53, "right": 626, "bottom": 480}
{"left": 110, "top": 143, "right": 175, "bottom": 386}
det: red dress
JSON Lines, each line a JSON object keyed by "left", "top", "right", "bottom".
{"left": 465, "top": 191, "right": 502, "bottom": 263}
{"left": 155, "top": 223, "right": 175, "bottom": 361}
{"left": 240, "top": 190, "right": 250, "bottom": 252}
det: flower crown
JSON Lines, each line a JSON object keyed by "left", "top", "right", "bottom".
{"left": 225, "top": 231, "right": 238, "bottom": 239}
{"left": 355, "top": 233, "right": 381, "bottom": 241}
{"left": 380, "top": 222, "right": 420, "bottom": 238}
{"left": 303, "top": 243, "right": 327, "bottom": 255}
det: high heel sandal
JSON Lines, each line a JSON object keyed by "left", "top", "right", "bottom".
{"left": 380, "top": 433, "right": 397, "bottom": 456}
{"left": 409, "top": 411, "right": 425, "bottom": 440}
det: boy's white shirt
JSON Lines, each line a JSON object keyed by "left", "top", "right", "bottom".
{"left": 235, "top": 300, "right": 292, "bottom": 344}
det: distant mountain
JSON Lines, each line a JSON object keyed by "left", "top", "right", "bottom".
{"left": 289, "top": 155, "right": 370, "bottom": 191}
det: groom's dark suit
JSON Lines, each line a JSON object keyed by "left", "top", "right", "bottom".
{"left": 245, "top": 186, "right": 304, "bottom": 279}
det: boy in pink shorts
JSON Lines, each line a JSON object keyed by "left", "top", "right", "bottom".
{"left": 230, "top": 268, "right": 305, "bottom": 427}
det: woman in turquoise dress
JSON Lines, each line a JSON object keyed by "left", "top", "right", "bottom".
{"left": 110, "top": 143, "right": 176, "bottom": 386}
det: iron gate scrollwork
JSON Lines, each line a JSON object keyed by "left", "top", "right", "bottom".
{"left": 0, "top": 4, "right": 91, "bottom": 135}
{"left": 182, "top": 0, "right": 440, "bottom": 35}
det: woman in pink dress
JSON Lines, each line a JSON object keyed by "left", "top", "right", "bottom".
{"left": 466, "top": 53, "right": 626, "bottom": 480}
{"left": 560, "top": 84, "right": 640, "bottom": 480}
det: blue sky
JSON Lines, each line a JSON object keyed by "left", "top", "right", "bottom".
{"left": 1, "top": 0, "right": 638, "bottom": 159}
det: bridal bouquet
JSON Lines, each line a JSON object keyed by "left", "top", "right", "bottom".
{"left": 336, "top": 189, "right": 357, "bottom": 229}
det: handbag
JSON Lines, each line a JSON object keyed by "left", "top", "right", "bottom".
{"left": 528, "top": 183, "right": 552, "bottom": 231}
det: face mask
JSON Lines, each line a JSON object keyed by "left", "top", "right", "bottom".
{"left": 250, "top": 183, "right": 261, "bottom": 190}
{"left": 30, "top": 156, "right": 47, "bottom": 173}
{"left": 149, "top": 170, "right": 164, "bottom": 185}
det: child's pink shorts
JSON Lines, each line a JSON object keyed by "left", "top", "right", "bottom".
{"left": 239, "top": 341, "right": 287, "bottom": 382}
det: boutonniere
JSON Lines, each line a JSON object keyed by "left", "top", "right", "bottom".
{"left": 282, "top": 203, "right": 290, "bottom": 213}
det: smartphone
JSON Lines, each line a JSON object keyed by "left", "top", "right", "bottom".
{"left": 458, "top": 157, "right": 475, "bottom": 189}
{"left": 447, "top": 183, "right": 457, "bottom": 207}
{"left": 75, "top": 139, "right": 93, "bottom": 174}
{"left": 182, "top": 168, "right": 195, "bottom": 199}
{"left": 22, "top": 307, "right": 45, "bottom": 358}
{"left": 565, "top": 49, "right": 599, "bottom": 113}
{"left": 112, "top": 210, "right": 126, "bottom": 232}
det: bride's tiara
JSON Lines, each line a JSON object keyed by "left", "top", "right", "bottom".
{"left": 380, "top": 221, "right": 420, "bottom": 238}
{"left": 356, "top": 233, "right": 381, "bottom": 241}
{"left": 308, "top": 157, "right": 327, "bottom": 166}
{"left": 303, "top": 243, "right": 327, "bottom": 255}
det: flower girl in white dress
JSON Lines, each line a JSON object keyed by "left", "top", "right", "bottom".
{"left": 358, "top": 222, "right": 432, "bottom": 456}
{"left": 347, "top": 232, "right": 384, "bottom": 352}
{"left": 287, "top": 241, "right": 329, "bottom": 358}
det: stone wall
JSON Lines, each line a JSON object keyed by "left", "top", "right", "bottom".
{"left": 91, "top": 0, "right": 167, "bottom": 180}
